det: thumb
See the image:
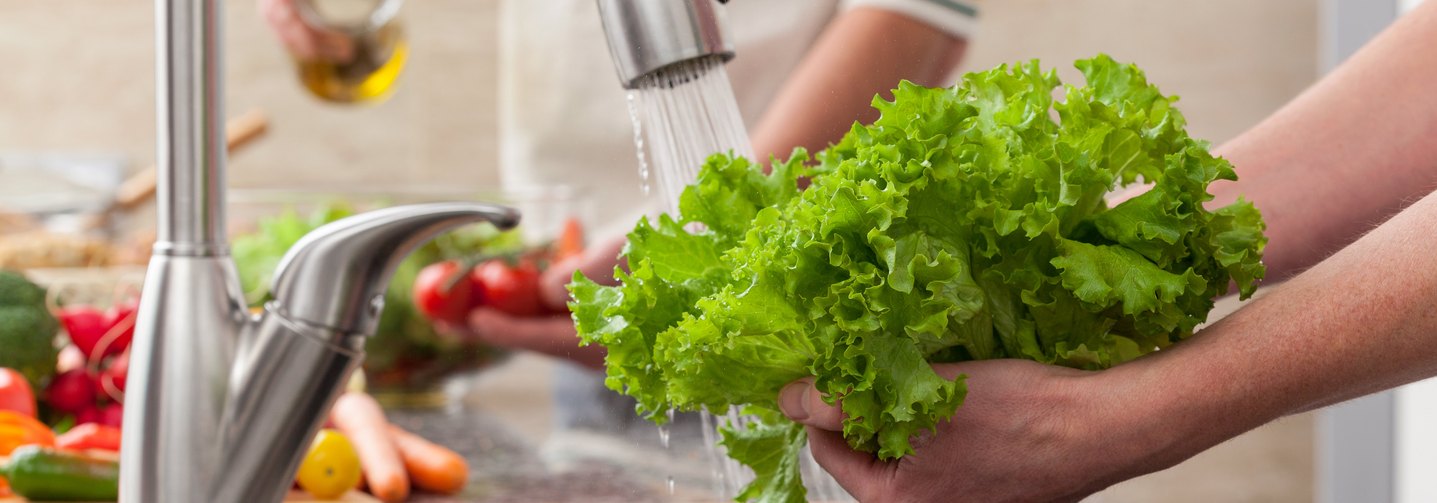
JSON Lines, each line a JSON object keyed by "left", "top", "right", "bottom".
{"left": 777, "top": 377, "right": 845, "bottom": 431}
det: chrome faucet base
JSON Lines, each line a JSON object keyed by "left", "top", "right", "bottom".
{"left": 121, "top": 254, "right": 246, "bottom": 502}
{"left": 212, "top": 309, "right": 366, "bottom": 503}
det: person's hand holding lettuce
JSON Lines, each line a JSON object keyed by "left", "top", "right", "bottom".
{"left": 570, "top": 55, "right": 1266, "bottom": 502}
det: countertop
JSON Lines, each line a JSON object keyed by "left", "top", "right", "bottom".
{"left": 387, "top": 407, "right": 665, "bottom": 503}
{"left": 384, "top": 354, "right": 722, "bottom": 503}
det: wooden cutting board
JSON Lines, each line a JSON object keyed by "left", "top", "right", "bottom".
{"left": 0, "top": 489, "right": 380, "bottom": 503}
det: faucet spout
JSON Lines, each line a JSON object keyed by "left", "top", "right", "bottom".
{"left": 211, "top": 202, "right": 519, "bottom": 503}
{"left": 270, "top": 202, "right": 520, "bottom": 335}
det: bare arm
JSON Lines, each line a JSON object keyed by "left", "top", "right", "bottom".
{"left": 1211, "top": 1, "right": 1437, "bottom": 281}
{"left": 749, "top": 7, "right": 968, "bottom": 162}
{"left": 1103, "top": 188, "right": 1437, "bottom": 480}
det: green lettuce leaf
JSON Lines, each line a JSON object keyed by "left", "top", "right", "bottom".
{"left": 571, "top": 54, "right": 1267, "bottom": 502}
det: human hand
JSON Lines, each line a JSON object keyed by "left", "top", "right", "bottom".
{"left": 777, "top": 360, "right": 1176, "bottom": 503}
{"left": 257, "top": 0, "right": 356, "bottom": 62}
{"left": 438, "top": 235, "right": 626, "bottom": 369}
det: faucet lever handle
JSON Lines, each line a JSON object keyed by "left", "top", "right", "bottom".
{"left": 270, "top": 202, "right": 520, "bottom": 335}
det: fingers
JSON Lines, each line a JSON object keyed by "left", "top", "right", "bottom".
{"left": 466, "top": 308, "right": 606, "bottom": 369}
{"left": 540, "top": 234, "right": 628, "bottom": 309}
{"left": 538, "top": 254, "right": 585, "bottom": 310}
{"left": 258, "top": 0, "right": 319, "bottom": 59}
{"left": 805, "top": 426, "right": 887, "bottom": 502}
{"left": 778, "top": 377, "right": 845, "bottom": 431}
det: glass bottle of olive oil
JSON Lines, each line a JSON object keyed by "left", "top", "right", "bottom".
{"left": 293, "top": 0, "right": 408, "bottom": 104}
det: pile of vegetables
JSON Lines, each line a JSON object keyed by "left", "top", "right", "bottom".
{"left": 321, "top": 391, "right": 470, "bottom": 502}
{"left": 0, "top": 270, "right": 133, "bottom": 501}
{"left": 1, "top": 366, "right": 122, "bottom": 502}
{"left": 570, "top": 55, "right": 1267, "bottom": 501}
{"left": 0, "top": 265, "right": 472, "bottom": 501}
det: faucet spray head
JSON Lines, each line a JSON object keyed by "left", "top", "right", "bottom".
{"left": 596, "top": 0, "right": 735, "bottom": 89}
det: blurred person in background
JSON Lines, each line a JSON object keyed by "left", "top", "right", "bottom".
{"left": 261, "top": 0, "right": 980, "bottom": 475}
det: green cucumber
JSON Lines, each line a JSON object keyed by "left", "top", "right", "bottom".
{"left": 2, "top": 445, "right": 120, "bottom": 501}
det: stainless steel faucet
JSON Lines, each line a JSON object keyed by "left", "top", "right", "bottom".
{"left": 596, "top": 0, "right": 735, "bottom": 88}
{"left": 119, "top": 2, "right": 519, "bottom": 502}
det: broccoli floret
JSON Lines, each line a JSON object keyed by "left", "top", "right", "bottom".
{"left": 0, "top": 270, "right": 60, "bottom": 388}
{"left": 0, "top": 269, "right": 47, "bottom": 306}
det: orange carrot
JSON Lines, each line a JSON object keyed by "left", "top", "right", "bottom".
{"left": 553, "top": 218, "right": 585, "bottom": 262}
{"left": 329, "top": 392, "right": 408, "bottom": 502}
{"left": 388, "top": 425, "right": 468, "bottom": 495}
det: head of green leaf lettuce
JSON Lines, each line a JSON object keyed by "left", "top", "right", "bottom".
{"left": 569, "top": 55, "right": 1267, "bottom": 502}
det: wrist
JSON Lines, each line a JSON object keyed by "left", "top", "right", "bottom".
{"left": 1066, "top": 351, "right": 1267, "bottom": 489}
{"left": 1088, "top": 341, "right": 1288, "bottom": 481}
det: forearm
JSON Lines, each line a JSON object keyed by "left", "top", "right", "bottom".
{"left": 1210, "top": 1, "right": 1437, "bottom": 280}
{"left": 1110, "top": 188, "right": 1437, "bottom": 473}
{"left": 749, "top": 7, "right": 967, "bottom": 162}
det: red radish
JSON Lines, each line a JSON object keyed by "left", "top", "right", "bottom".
{"left": 98, "top": 403, "right": 123, "bottom": 428}
{"left": 101, "top": 299, "right": 139, "bottom": 357}
{"left": 56, "top": 345, "right": 86, "bottom": 374}
{"left": 46, "top": 370, "right": 97, "bottom": 415}
{"left": 58, "top": 307, "right": 109, "bottom": 360}
{"left": 76, "top": 406, "right": 102, "bottom": 426}
{"left": 99, "top": 351, "right": 129, "bottom": 401}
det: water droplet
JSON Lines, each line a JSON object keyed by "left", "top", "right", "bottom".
{"left": 626, "top": 91, "right": 651, "bottom": 197}
{"left": 667, "top": 476, "right": 676, "bottom": 495}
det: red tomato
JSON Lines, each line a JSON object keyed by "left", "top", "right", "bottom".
{"left": 45, "top": 369, "right": 97, "bottom": 415}
{"left": 0, "top": 368, "right": 37, "bottom": 418}
{"left": 412, "top": 260, "right": 476, "bottom": 325}
{"left": 471, "top": 260, "right": 545, "bottom": 318}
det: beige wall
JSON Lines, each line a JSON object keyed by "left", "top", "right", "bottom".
{"left": 1, "top": 0, "right": 501, "bottom": 191}
{"left": 963, "top": 0, "right": 1318, "bottom": 145}
{"left": 0, "top": 1, "right": 1315, "bottom": 191}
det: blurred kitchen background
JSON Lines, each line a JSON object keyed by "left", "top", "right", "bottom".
{"left": 1, "top": 0, "right": 1426, "bottom": 502}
